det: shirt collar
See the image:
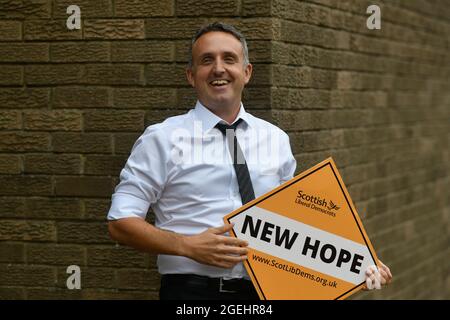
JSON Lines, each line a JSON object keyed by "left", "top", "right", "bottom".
{"left": 193, "top": 100, "right": 252, "bottom": 133}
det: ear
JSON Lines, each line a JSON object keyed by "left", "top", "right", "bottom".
{"left": 186, "top": 67, "right": 195, "bottom": 88}
{"left": 243, "top": 63, "right": 253, "bottom": 85}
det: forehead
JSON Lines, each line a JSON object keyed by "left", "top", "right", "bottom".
{"left": 192, "top": 31, "right": 244, "bottom": 57}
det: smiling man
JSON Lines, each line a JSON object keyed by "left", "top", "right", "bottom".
{"left": 186, "top": 28, "right": 252, "bottom": 124}
{"left": 106, "top": 22, "right": 391, "bottom": 300}
{"left": 107, "top": 22, "right": 293, "bottom": 300}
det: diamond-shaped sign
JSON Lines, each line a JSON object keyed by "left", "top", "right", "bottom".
{"left": 224, "top": 158, "right": 379, "bottom": 300}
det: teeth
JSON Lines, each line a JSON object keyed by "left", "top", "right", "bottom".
{"left": 211, "top": 80, "right": 229, "bottom": 86}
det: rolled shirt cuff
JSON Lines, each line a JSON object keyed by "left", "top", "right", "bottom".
{"left": 107, "top": 192, "right": 150, "bottom": 221}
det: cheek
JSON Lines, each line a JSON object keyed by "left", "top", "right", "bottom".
{"left": 234, "top": 76, "right": 247, "bottom": 88}
{"left": 232, "top": 69, "right": 248, "bottom": 85}
{"left": 196, "top": 68, "right": 211, "bottom": 81}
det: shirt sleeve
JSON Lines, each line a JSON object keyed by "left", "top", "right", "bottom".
{"left": 280, "top": 132, "right": 297, "bottom": 184}
{"left": 107, "top": 126, "right": 169, "bottom": 221}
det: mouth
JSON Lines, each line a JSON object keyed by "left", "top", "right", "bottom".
{"left": 209, "top": 79, "right": 231, "bottom": 88}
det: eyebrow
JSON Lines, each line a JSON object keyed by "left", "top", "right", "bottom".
{"left": 198, "top": 51, "right": 240, "bottom": 59}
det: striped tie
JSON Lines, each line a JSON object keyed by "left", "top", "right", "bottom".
{"left": 216, "top": 118, "right": 256, "bottom": 205}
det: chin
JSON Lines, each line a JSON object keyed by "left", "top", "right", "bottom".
{"left": 214, "top": 100, "right": 237, "bottom": 109}
{"left": 206, "top": 96, "right": 233, "bottom": 108}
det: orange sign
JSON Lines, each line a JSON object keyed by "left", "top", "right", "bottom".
{"left": 224, "top": 158, "right": 379, "bottom": 300}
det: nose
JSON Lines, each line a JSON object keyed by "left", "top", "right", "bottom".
{"left": 212, "top": 58, "right": 226, "bottom": 74}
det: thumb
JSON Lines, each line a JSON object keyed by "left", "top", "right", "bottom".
{"left": 210, "top": 223, "right": 235, "bottom": 235}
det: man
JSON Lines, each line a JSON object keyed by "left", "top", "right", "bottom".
{"left": 107, "top": 22, "right": 392, "bottom": 300}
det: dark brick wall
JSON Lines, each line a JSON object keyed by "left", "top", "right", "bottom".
{"left": 0, "top": 0, "right": 448, "bottom": 299}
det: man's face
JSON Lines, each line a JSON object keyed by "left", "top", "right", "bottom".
{"left": 186, "top": 31, "right": 252, "bottom": 111}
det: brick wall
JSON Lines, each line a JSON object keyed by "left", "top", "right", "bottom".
{"left": 0, "top": 0, "right": 448, "bottom": 299}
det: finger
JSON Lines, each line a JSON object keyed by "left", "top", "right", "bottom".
{"left": 373, "top": 271, "right": 381, "bottom": 289}
{"left": 211, "top": 223, "right": 235, "bottom": 235}
{"left": 220, "top": 236, "right": 248, "bottom": 247}
{"left": 367, "top": 275, "right": 379, "bottom": 290}
{"left": 366, "top": 276, "right": 373, "bottom": 290}
{"left": 365, "top": 265, "right": 376, "bottom": 277}
{"left": 212, "top": 255, "right": 248, "bottom": 268}
{"left": 365, "top": 269, "right": 375, "bottom": 290}
{"left": 365, "top": 265, "right": 378, "bottom": 291}
{"left": 379, "top": 261, "right": 392, "bottom": 278}
{"left": 374, "top": 280, "right": 381, "bottom": 289}
{"left": 220, "top": 254, "right": 248, "bottom": 263}
{"left": 378, "top": 262, "right": 392, "bottom": 284}
{"left": 217, "top": 245, "right": 248, "bottom": 256}
{"left": 370, "top": 266, "right": 382, "bottom": 289}
{"left": 379, "top": 268, "right": 389, "bottom": 285}
{"left": 382, "top": 265, "right": 393, "bottom": 281}
{"left": 370, "top": 273, "right": 377, "bottom": 286}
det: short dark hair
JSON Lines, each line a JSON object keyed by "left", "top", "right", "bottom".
{"left": 187, "top": 22, "right": 250, "bottom": 68}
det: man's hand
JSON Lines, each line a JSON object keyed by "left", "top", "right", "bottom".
{"left": 181, "top": 223, "right": 249, "bottom": 269}
{"left": 363, "top": 260, "right": 393, "bottom": 290}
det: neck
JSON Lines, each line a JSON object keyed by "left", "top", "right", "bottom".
{"left": 202, "top": 100, "right": 241, "bottom": 124}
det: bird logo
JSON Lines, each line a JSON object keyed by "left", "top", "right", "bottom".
{"left": 327, "top": 200, "right": 340, "bottom": 211}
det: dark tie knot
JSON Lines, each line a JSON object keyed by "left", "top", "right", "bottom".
{"left": 215, "top": 118, "right": 243, "bottom": 135}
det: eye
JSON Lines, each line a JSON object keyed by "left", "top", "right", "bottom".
{"left": 225, "top": 56, "right": 236, "bottom": 63}
{"left": 201, "top": 57, "right": 213, "bottom": 64}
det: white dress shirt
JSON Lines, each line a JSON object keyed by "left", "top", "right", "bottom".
{"left": 107, "top": 101, "right": 296, "bottom": 279}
